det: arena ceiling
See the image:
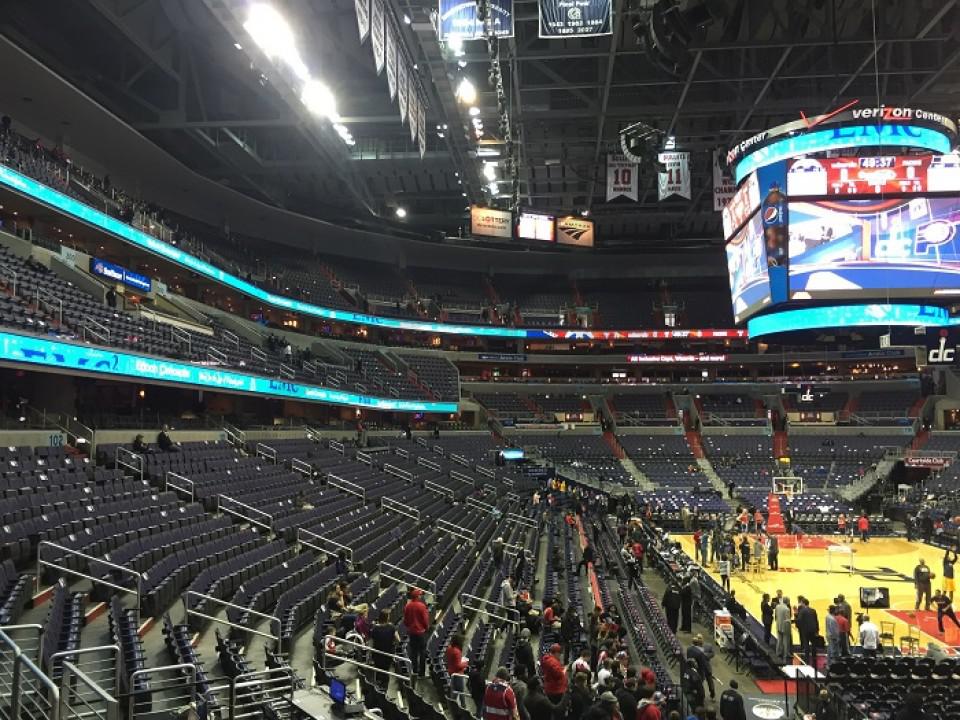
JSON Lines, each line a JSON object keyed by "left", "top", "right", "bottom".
{"left": 1, "top": 0, "right": 958, "bottom": 248}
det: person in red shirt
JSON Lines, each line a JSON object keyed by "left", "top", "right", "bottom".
{"left": 857, "top": 513, "right": 870, "bottom": 543}
{"left": 445, "top": 634, "right": 469, "bottom": 677}
{"left": 483, "top": 667, "right": 520, "bottom": 720}
{"left": 403, "top": 588, "right": 430, "bottom": 678}
{"left": 541, "top": 643, "right": 568, "bottom": 702}
{"left": 833, "top": 607, "right": 850, "bottom": 656}
{"left": 638, "top": 665, "right": 656, "bottom": 692}
{"left": 631, "top": 541, "right": 645, "bottom": 573}
{"left": 543, "top": 600, "right": 560, "bottom": 628}
{"left": 636, "top": 689, "right": 666, "bottom": 720}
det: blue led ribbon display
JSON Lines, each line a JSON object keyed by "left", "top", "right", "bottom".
{"left": 747, "top": 303, "right": 960, "bottom": 339}
{"left": 0, "top": 330, "right": 458, "bottom": 413}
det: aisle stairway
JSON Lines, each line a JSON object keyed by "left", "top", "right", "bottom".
{"left": 766, "top": 493, "right": 786, "bottom": 534}
{"left": 618, "top": 457, "right": 655, "bottom": 491}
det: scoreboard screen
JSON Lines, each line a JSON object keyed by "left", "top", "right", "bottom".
{"left": 787, "top": 153, "right": 960, "bottom": 198}
{"left": 516, "top": 212, "right": 556, "bottom": 242}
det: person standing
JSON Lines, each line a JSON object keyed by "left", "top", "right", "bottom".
{"left": 561, "top": 606, "right": 582, "bottom": 662}
{"left": 833, "top": 606, "right": 850, "bottom": 656}
{"left": 515, "top": 628, "right": 536, "bottom": 680}
{"left": 933, "top": 589, "right": 960, "bottom": 634}
{"left": 662, "top": 584, "right": 681, "bottom": 634}
{"left": 738, "top": 536, "right": 751, "bottom": 573}
{"left": 836, "top": 594, "right": 852, "bottom": 626}
{"left": 775, "top": 597, "right": 793, "bottom": 663}
{"left": 578, "top": 543, "right": 596, "bottom": 576}
{"left": 857, "top": 513, "right": 870, "bottom": 542}
{"left": 718, "top": 680, "right": 746, "bottom": 720}
{"left": 370, "top": 609, "right": 400, "bottom": 687}
{"left": 824, "top": 605, "right": 840, "bottom": 663}
{"left": 718, "top": 557, "right": 731, "bottom": 592}
{"left": 483, "top": 667, "right": 521, "bottom": 720}
{"left": 796, "top": 597, "right": 820, "bottom": 666}
{"left": 859, "top": 615, "right": 880, "bottom": 657}
{"left": 914, "top": 558, "right": 934, "bottom": 611}
{"left": 686, "top": 635, "right": 715, "bottom": 702}
{"left": 446, "top": 634, "right": 469, "bottom": 677}
{"left": 760, "top": 593, "right": 774, "bottom": 645}
{"left": 679, "top": 578, "right": 693, "bottom": 633}
{"left": 502, "top": 576, "right": 518, "bottom": 621}
{"left": 541, "top": 643, "right": 568, "bottom": 703}
{"left": 943, "top": 549, "right": 957, "bottom": 600}
{"left": 403, "top": 588, "right": 430, "bottom": 678}
{"left": 680, "top": 658, "right": 705, "bottom": 712}
{"left": 767, "top": 534, "right": 779, "bottom": 571}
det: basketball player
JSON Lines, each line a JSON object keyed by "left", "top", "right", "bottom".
{"left": 837, "top": 513, "right": 849, "bottom": 542}
{"left": 933, "top": 588, "right": 960, "bottom": 634}
{"left": 943, "top": 548, "right": 957, "bottom": 600}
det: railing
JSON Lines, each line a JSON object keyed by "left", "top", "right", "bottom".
{"left": 207, "top": 347, "right": 228, "bottom": 365}
{"left": 165, "top": 471, "right": 194, "bottom": 502}
{"left": 290, "top": 458, "right": 312, "bottom": 477}
{"left": 384, "top": 463, "right": 413, "bottom": 481}
{"left": 129, "top": 664, "right": 195, "bottom": 720}
{"left": 228, "top": 667, "right": 296, "bottom": 720}
{"left": 81, "top": 317, "right": 110, "bottom": 344}
{"left": 466, "top": 496, "right": 496, "bottom": 514}
{"left": 4, "top": 646, "right": 60, "bottom": 720}
{"left": 417, "top": 456, "right": 441, "bottom": 472}
{"left": 296, "top": 527, "right": 352, "bottom": 560}
{"left": 169, "top": 325, "right": 192, "bottom": 353}
{"left": 221, "top": 329, "right": 240, "bottom": 349}
{"left": 302, "top": 359, "right": 318, "bottom": 376}
{"left": 0, "top": 262, "right": 18, "bottom": 296}
{"left": 394, "top": 447, "right": 410, "bottom": 460}
{"left": 437, "top": 518, "right": 476, "bottom": 544}
{"left": 459, "top": 594, "right": 518, "bottom": 625}
{"left": 329, "top": 440, "right": 345, "bottom": 455}
{"left": 217, "top": 494, "right": 273, "bottom": 533}
{"left": 450, "top": 470, "right": 475, "bottom": 488}
{"left": 222, "top": 422, "right": 246, "bottom": 447}
{"left": 356, "top": 451, "right": 372, "bottom": 465}
{"left": 475, "top": 465, "right": 496, "bottom": 479}
{"left": 182, "top": 591, "right": 281, "bottom": 647}
{"left": 416, "top": 437, "right": 428, "bottom": 447}
{"left": 505, "top": 513, "right": 537, "bottom": 530}
{"left": 318, "top": 634, "right": 411, "bottom": 682}
{"left": 327, "top": 474, "right": 365, "bottom": 501}
{"left": 423, "top": 479, "right": 454, "bottom": 500}
{"left": 279, "top": 364, "right": 296, "bottom": 380}
{"left": 37, "top": 543, "right": 142, "bottom": 610}
{"left": 250, "top": 347, "right": 267, "bottom": 363}
{"left": 379, "top": 562, "right": 436, "bottom": 597}
{"left": 36, "top": 287, "right": 63, "bottom": 326}
{"left": 482, "top": 484, "right": 500, "bottom": 497}
{"left": 450, "top": 453, "right": 471, "bottom": 467}
{"left": 433, "top": 444, "right": 445, "bottom": 456}
{"left": 381, "top": 497, "right": 421, "bottom": 522}
{"left": 55, "top": 647, "right": 120, "bottom": 720}
{"left": 114, "top": 446, "right": 143, "bottom": 481}
{"left": 255, "top": 442, "right": 277, "bottom": 463}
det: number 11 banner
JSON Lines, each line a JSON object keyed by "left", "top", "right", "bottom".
{"left": 606, "top": 154, "right": 638, "bottom": 201}
{"left": 657, "top": 151, "right": 691, "bottom": 200}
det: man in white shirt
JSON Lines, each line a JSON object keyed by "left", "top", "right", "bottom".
{"left": 859, "top": 615, "right": 880, "bottom": 657}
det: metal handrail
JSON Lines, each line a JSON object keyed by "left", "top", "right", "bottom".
{"left": 417, "top": 456, "right": 441, "bottom": 472}
{"left": 436, "top": 518, "right": 475, "bottom": 544}
{"left": 255, "top": 443, "right": 277, "bottom": 463}
{"left": 229, "top": 667, "right": 296, "bottom": 720}
{"left": 279, "top": 364, "right": 296, "bottom": 380}
{"left": 36, "top": 287, "right": 63, "bottom": 326}
{"left": 217, "top": 494, "right": 273, "bottom": 533}
{"left": 114, "top": 447, "right": 143, "bottom": 481}
{"left": 450, "top": 470, "right": 476, "bottom": 487}
{"left": 36, "top": 543, "right": 142, "bottom": 608}
{"left": 356, "top": 451, "right": 372, "bottom": 465}
{"left": 0, "top": 262, "right": 17, "bottom": 296}
{"left": 290, "top": 458, "right": 312, "bottom": 477}
{"left": 182, "top": 591, "right": 281, "bottom": 645}
{"left": 221, "top": 330, "right": 240, "bottom": 349}
{"left": 459, "top": 593, "right": 519, "bottom": 625}
{"left": 54, "top": 645, "right": 120, "bottom": 701}
{"left": 475, "top": 465, "right": 496, "bottom": 479}
{"left": 381, "top": 496, "right": 420, "bottom": 522}
{"left": 329, "top": 440, "right": 345, "bottom": 454}
{"left": 319, "top": 634, "right": 412, "bottom": 681}
{"left": 328, "top": 474, "right": 365, "bottom": 501}
{"left": 250, "top": 347, "right": 267, "bottom": 363}
{"left": 169, "top": 325, "right": 192, "bottom": 353}
{"left": 296, "top": 527, "right": 352, "bottom": 560}
{"left": 165, "top": 471, "right": 194, "bottom": 502}
{"left": 467, "top": 497, "right": 496, "bottom": 514}
{"left": 128, "top": 664, "right": 195, "bottom": 720}
{"left": 383, "top": 463, "right": 413, "bottom": 481}
{"left": 423, "top": 479, "right": 454, "bottom": 501}
{"left": 207, "top": 347, "right": 228, "bottom": 365}
{"left": 379, "top": 561, "right": 436, "bottom": 597}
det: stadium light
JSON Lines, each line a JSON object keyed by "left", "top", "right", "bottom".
{"left": 457, "top": 78, "right": 477, "bottom": 105}
{"left": 468, "top": 106, "right": 481, "bottom": 116}
{"left": 395, "top": 207, "right": 408, "bottom": 219}
{"left": 403, "top": 14, "right": 411, "bottom": 24}
{"left": 483, "top": 163, "right": 497, "bottom": 181}
{"left": 244, "top": 4, "right": 309, "bottom": 80}
{"left": 447, "top": 34, "right": 465, "bottom": 56}
{"left": 301, "top": 80, "right": 339, "bottom": 121}
{"left": 487, "top": 181, "right": 498, "bottom": 194}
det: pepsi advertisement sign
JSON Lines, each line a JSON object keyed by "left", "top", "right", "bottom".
{"left": 90, "top": 257, "right": 152, "bottom": 292}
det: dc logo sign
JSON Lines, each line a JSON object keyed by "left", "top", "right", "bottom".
{"left": 927, "top": 329, "right": 958, "bottom": 365}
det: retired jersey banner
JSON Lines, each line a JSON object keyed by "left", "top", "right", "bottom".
{"left": 371, "top": 0, "right": 386, "bottom": 75}
{"left": 385, "top": 21, "right": 398, "bottom": 100}
{"left": 539, "top": 0, "right": 612, "bottom": 37}
{"left": 355, "top": 0, "right": 370, "bottom": 42}
{"left": 712, "top": 148, "right": 735, "bottom": 211}
{"left": 658, "top": 151, "right": 691, "bottom": 200}
{"left": 606, "top": 154, "right": 638, "bottom": 201}
{"left": 438, "top": 0, "right": 514, "bottom": 39}
{"left": 410, "top": 91, "right": 419, "bottom": 142}
{"left": 398, "top": 62, "right": 409, "bottom": 125}
{"left": 556, "top": 216, "right": 595, "bottom": 247}
{"left": 417, "top": 97, "right": 427, "bottom": 159}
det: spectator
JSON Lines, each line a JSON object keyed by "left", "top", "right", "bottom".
{"left": 679, "top": 576, "right": 694, "bottom": 633}
{"left": 760, "top": 593, "right": 774, "bottom": 645}
{"left": 686, "top": 635, "right": 715, "bottom": 701}
{"left": 775, "top": 597, "right": 793, "bottom": 663}
{"left": 857, "top": 513, "right": 870, "bottom": 542}
{"left": 719, "top": 680, "right": 746, "bottom": 720}
{"left": 502, "top": 576, "right": 518, "bottom": 620}
{"left": 933, "top": 589, "right": 960, "bottom": 633}
{"left": 541, "top": 643, "right": 568, "bottom": 702}
{"left": 403, "top": 588, "right": 430, "bottom": 678}
{"left": 636, "top": 690, "right": 666, "bottom": 720}
{"left": 369, "top": 609, "right": 399, "bottom": 687}
{"left": 858, "top": 615, "right": 880, "bottom": 657}
{"left": 796, "top": 597, "right": 819, "bottom": 665}
{"left": 353, "top": 605, "right": 371, "bottom": 640}
{"left": 680, "top": 658, "right": 704, "bottom": 711}
{"left": 515, "top": 628, "right": 536, "bottom": 680}
{"left": 914, "top": 558, "right": 934, "bottom": 611}
{"left": 824, "top": 605, "right": 840, "bottom": 663}
{"left": 483, "top": 667, "right": 520, "bottom": 720}
{"left": 570, "top": 672, "right": 594, "bottom": 720}
{"left": 577, "top": 543, "right": 596, "bottom": 575}
{"left": 767, "top": 534, "right": 779, "bottom": 571}
{"left": 157, "top": 425, "right": 174, "bottom": 452}
{"left": 571, "top": 647, "right": 592, "bottom": 678}
{"left": 524, "top": 677, "right": 567, "bottom": 720}
{"left": 833, "top": 606, "right": 850, "bottom": 656}
{"left": 614, "top": 676, "right": 638, "bottom": 720}
{"left": 445, "top": 634, "right": 469, "bottom": 677}
{"left": 662, "top": 584, "right": 681, "bottom": 634}
{"left": 583, "top": 692, "right": 621, "bottom": 720}
{"left": 561, "top": 606, "right": 582, "bottom": 662}
{"left": 105, "top": 287, "right": 117, "bottom": 309}
{"left": 132, "top": 433, "right": 149, "bottom": 453}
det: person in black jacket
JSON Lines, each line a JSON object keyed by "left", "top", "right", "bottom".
{"left": 681, "top": 658, "right": 705, "bottom": 711}
{"left": 679, "top": 578, "right": 694, "bottom": 633}
{"left": 686, "top": 635, "right": 715, "bottom": 701}
{"left": 569, "top": 672, "right": 594, "bottom": 720}
{"left": 760, "top": 593, "right": 774, "bottom": 645}
{"left": 719, "top": 680, "right": 746, "bottom": 720}
{"left": 795, "top": 597, "right": 820, "bottom": 666}
{"left": 561, "top": 607, "right": 583, "bottom": 662}
{"left": 525, "top": 677, "right": 568, "bottom": 720}
{"left": 614, "top": 676, "right": 638, "bottom": 720}
{"left": 577, "top": 543, "right": 596, "bottom": 575}
{"left": 515, "top": 627, "right": 536, "bottom": 680}
{"left": 662, "top": 584, "right": 682, "bottom": 634}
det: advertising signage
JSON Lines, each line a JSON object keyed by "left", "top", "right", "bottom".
{"left": 556, "top": 215, "right": 595, "bottom": 247}
{"left": 90, "top": 257, "right": 152, "bottom": 292}
{"left": 470, "top": 206, "right": 513, "bottom": 239}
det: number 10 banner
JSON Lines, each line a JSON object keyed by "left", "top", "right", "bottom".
{"left": 606, "top": 154, "right": 638, "bottom": 201}
{"left": 657, "top": 151, "right": 691, "bottom": 200}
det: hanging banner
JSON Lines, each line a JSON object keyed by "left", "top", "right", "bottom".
{"left": 398, "top": 61, "right": 410, "bottom": 125}
{"left": 385, "top": 21, "right": 398, "bottom": 100}
{"left": 606, "top": 154, "right": 638, "bottom": 201}
{"left": 355, "top": 0, "right": 371, "bottom": 42}
{"left": 657, "top": 151, "right": 691, "bottom": 200}
{"left": 712, "top": 148, "right": 735, "bottom": 211}
{"left": 410, "top": 91, "right": 419, "bottom": 143}
{"left": 417, "top": 97, "right": 427, "bottom": 159}
{"left": 370, "top": 0, "right": 386, "bottom": 75}
{"left": 539, "top": 0, "right": 613, "bottom": 38}
{"left": 438, "top": 0, "right": 515, "bottom": 40}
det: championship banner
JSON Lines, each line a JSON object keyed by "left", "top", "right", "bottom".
{"left": 385, "top": 20, "right": 398, "bottom": 100}
{"left": 471, "top": 206, "right": 513, "bottom": 238}
{"left": 556, "top": 216, "right": 595, "bottom": 247}
{"left": 606, "top": 154, "right": 638, "bottom": 201}
{"left": 370, "top": 0, "right": 386, "bottom": 75}
{"left": 410, "top": 91, "right": 419, "bottom": 142}
{"left": 439, "top": 0, "right": 514, "bottom": 39}
{"left": 657, "top": 151, "right": 691, "bottom": 200}
{"left": 398, "top": 61, "right": 409, "bottom": 125}
{"left": 417, "top": 97, "right": 427, "bottom": 159}
{"left": 539, "top": 0, "right": 612, "bottom": 37}
{"left": 355, "top": 0, "right": 370, "bottom": 42}
{"left": 712, "top": 148, "right": 735, "bottom": 211}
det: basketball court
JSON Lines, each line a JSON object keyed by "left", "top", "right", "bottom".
{"left": 678, "top": 531, "right": 960, "bottom": 653}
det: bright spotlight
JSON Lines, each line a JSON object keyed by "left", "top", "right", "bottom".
{"left": 447, "top": 34, "right": 464, "bottom": 55}
{"left": 483, "top": 163, "right": 497, "bottom": 181}
{"left": 457, "top": 78, "right": 477, "bottom": 105}
{"left": 581, "top": 209, "right": 590, "bottom": 217}
{"left": 301, "top": 79, "right": 339, "bottom": 120}
{"left": 244, "top": 4, "right": 307, "bottom": 78}
{"left": 403, "top": 14, "right": 412, "bottom": 24}
{"left": 487, "top": 181, "right": 498, "bottom": 194}
{"left": 395, "top": 207, "right": 408, "bottom": 218}
{"left": 468, "top": 106, "right": 481, "bottom": 116}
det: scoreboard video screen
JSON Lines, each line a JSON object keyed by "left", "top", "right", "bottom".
{"left": 787, "top": 153, "right": 960, "bottom": 197}
{"left": 516, "top": 212, "right": 555, "bottom": 242}
{"left": 725, "top": 212, "right": 772, "bottom": 321}
{"left": 788, "top": 195, "right": 960, "bottom": 298}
